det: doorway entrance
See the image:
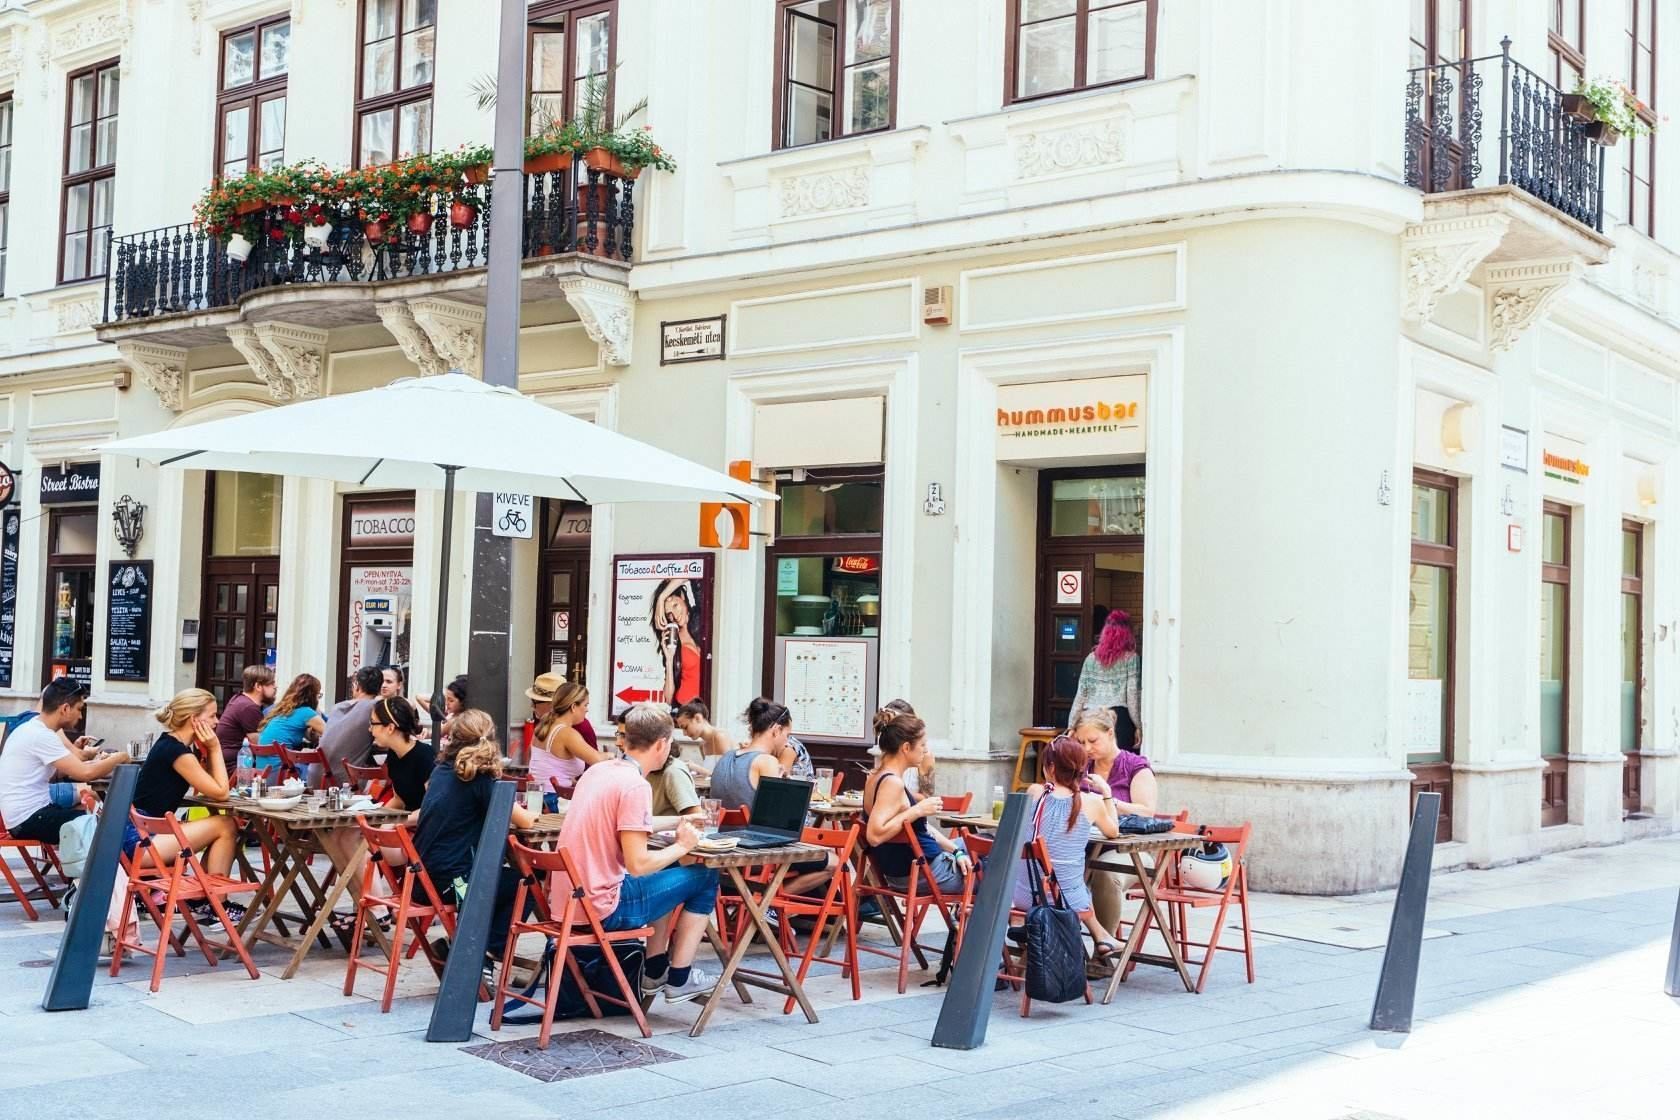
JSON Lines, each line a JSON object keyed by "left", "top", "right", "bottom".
{"left": 197, "top": 473, "right": 281, "bottom": 707}
{"left": 1034, "top": 468, "right": 1145, "bottom": 730}
{"left": 536, "top": 500, "right": 592, "bottom": 686}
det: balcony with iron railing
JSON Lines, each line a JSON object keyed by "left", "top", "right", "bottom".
{"left": 1404, "top": 38, "right": 1606, "bottom": 231}
{"left": 99, "top": 165, "right": 635, "bottom": 330}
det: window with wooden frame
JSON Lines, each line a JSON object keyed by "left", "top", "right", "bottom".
{"left": 1626, "top": 0, "right": 1657, "bottom": 236}
{"left": 355, "top": 0, "right": 436, "bottom": 167}
{"left": 1620, "top": 520, "right": 1644, "bottom": 813}
{"left": 528, "top": 1, "right": 616, "bottom": 134}
{"left": 1408, "top": 472, "right": 1456, "bottom": 842}
{"left": 215, "top": 14, "right": 290, "bottom": 179}
{"left": 1539, "top": 502, "right": 1571, "bottom": 827}
{"left": 0, "top": 94, "right": 12, "bottom": 295}
{"left": 60, "top": 58, "right": 119, "bottom": 284}
{"left": 1548, "top": 0, "right": 1585, "bottom": 91}
{"left": 1007, "top": 0, "right": 1156, "bottom": 105}
{"left": 773, "top": 0, "right": 897, "bottom": 149}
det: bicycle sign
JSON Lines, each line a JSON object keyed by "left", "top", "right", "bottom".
{"left": 491, "top": 492, "right": 534, "bottom": 539}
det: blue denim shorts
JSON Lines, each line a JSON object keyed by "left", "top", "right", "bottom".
{"left": 601, "top": 864, "right": 720, "bottom": 931}
{"left": 48, "top": 782, "right": 76, "bottom": 808}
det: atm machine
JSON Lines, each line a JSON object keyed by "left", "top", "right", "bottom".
{"left": 359, "top": 595, "right": 396, "bottom": 670}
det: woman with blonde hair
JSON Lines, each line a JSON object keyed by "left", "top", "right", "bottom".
{"left": 413, "top": 710, "right": 537, "bottom": 969}
{"left": 127, "top": 688, "right": 245, "bottom": 923}
{"left": 526, "top": 675, "right": 608, "bottom": 809}
{"left": 1072, "top": 707, "right": 1158, "bottom": 936}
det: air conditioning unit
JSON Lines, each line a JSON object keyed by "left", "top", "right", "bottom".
{"left": 922, "top": 284, "right": 953, "bottom": 326}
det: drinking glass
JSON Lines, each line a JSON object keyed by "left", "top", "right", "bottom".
{"left": 815, "top": 767, "right": 835, "bottom": 797}
{"left": 701, "top": 798, "right": 722, "bottom": 831}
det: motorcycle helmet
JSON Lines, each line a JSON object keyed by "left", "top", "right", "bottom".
{"left": 1180, "top": 841, "right": 1232, "bottom": 891}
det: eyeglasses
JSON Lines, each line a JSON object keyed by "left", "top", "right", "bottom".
{"left": 49, "top": 676, "right": 88, "bottom": 698}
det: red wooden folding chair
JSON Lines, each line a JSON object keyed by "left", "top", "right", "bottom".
{"left": 939, "top": 793, "right": 974, "bottom": 814}
{"left": 112, "top": 810, "right": 261, "bottom": 993}
{"left": 1126, "top": 822, "right": 1254, "bottom": 993}
{"left": 1009, "top": 835, "right": 1093, "bottom": 1017}
{"left": 342, "top": 817, "right": 455, "bottom": 1011}
{"left": 0, "top": 813, "right": 62, "bottom": 920}
{"left": 251, "top": 741, "right": 292, "bottom": 781}
{"left": 764, "top": 823, "right": 861, "bottom": 1013}
{"left": 492, "top": 837, "right": 653, "bottom": 1046}
{"left": 854, "top": 821, "right": 972, "bottom": 993}
{"left": 281, "top": 745, "right": 333, "bottom": 789}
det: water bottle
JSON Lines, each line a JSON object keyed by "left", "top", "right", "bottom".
{"left": 236, "top": 743, "right": 255, "bottom": 792}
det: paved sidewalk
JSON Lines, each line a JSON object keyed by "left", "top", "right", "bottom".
{"left": 0, "top": 836, "right": 1675, "bottom": 1118}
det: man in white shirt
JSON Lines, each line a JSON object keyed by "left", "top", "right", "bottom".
{"left": 0, "top": 678, "right": 124, "bottom": 843}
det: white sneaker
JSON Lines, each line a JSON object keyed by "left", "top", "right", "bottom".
{"left": 663, "top": 967, "right": 719, "bottom": 1004}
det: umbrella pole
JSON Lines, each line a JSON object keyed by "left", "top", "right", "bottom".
{"left": 432, "top": 465, "right": 459, "bottom": 732}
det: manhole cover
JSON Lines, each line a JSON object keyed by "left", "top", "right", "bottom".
{"left": 462, "top": 1028, "right": 681, "bottom": 1083}
{"left": 19, "top": 959, "right": 54, "bottom": 968}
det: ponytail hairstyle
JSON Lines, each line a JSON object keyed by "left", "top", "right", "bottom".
{"left": 1042, "top": 735, "right": 1091, "bottom": 832}
{"left": 536, "top": 681, "right": 587, "bottom": 742}
{"left": 371, "top": 695, "right": 422, "bottom": 740}
{"left": 873, "top": 698, "right": 915, "bottom": 737}
{"left": 155, "top": 688, "right": 216, "bottom": 736}
{"left": 874, "top": 709, "right": 926, "bottom": 757}
{"left": 446, "top": 709, "right": 501, "bottom": 782}
{"left": 744, "top": 697, "right": 792, "bottom": 738}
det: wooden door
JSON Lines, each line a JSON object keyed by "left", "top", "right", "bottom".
{"left": 538, "top": 550, "right": 589, "bottom": 685}
{"left": 198, "top": 558, "right": 278, "bottom": 706}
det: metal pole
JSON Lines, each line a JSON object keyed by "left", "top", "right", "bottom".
{"left": 1369, "top": 791, "right": 1441, "bottom": 1033}
{"left": 431, "top": 465, "right": 458, "bottom": 726}
{"left": 931, "top": 792, "right": 1030, "bottom": 1050}
{"left": 43, "top": 765, "right": 139, "bottom": 1011}
{"left": 426, "top": 779, "right": 517, "bottom": 1042}
{"left": 1664, "top": 886, "right": 1680, "bottom": 998}
{"left": 1498, "top": 38, "right": 1511, "bottom": 185}
{"left": 465, "top": 0, "right": 526, "bottom": 741}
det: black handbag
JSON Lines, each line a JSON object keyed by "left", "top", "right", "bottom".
{"left": 1021, "top": 797, "right": 1088, "bottom": 1004}
{"left": 1115, "top": 813, "right": 1174, "bottom": 834}
{"left": 500, "top": 940, "right": 646, "bottom": 1024}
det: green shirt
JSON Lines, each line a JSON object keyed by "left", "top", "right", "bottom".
{"left": 648, "top": 756, "right": 700, "bottom": 818}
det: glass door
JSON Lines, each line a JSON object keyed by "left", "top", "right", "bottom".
{"left": 1539, "top": 502, "right": 1571, "bottom": 827}
{"left": 1407, "top": 472, "right": 1455, "bottom": 843}
{"left": 538, "top": 500, "right": 592, "bottom": 685}
{"left": 1621, "top": 521, "right": 1643, "bottom": 816}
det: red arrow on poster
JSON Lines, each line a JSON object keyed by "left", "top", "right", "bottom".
{"left": 616, "top": 687, "right": 657, "bottom": 705}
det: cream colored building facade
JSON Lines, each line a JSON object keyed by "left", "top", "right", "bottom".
{"left": 0, "top": 0, "right": 1676, "bottom": 891}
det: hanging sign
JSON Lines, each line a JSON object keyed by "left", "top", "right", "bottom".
{"left": 105, "top": 561, "right": 153, "bottom": 682}
{"left": 492, "top": 492, "right": 534, "bottom": 538}
{"left": 832, "top": 555, "right": 880, "bottom": 574}
{"left": 660, "top": 316, "right": 727, "bottom": 365}
{"left": 0, "top": 508, "right": 18, "bottom": 687}
{"left": 39, "top": 462, "right": 101, "bottom": 505}
{"left": 0, "top": 461, "right": 15, "bottom": 506}
{"left": 1056, "top": 570, "right": 1083, "bottom": 605}
{"left": 610, "top": 554, "right": 713, "bottom": 717}
{"left": 347, "top": 500, "right": 416, "bottom": 546}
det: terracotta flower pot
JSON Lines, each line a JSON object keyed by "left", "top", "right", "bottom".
{"left": 1558, "top": 93, "right": 1595, "bottom": 121}
{"left": 576, "top": 180, "right": 614, "bottom": 217}
{"left": 524, "top": 150, "right": 573, "bottom": 175}
{"left": 271, "top": 196, "right": 297, "bottom": 207}
{"left": 407, "top": 211, "right": 434, "bottom": 234}
{"left": 233, "top": 199, "right": 267, "bottom": 216}
{"left": 464, "top": 164, "right": 490, "bottom": 184}
{"left": 1583, "top": 120, "right": 1623, "bottom": 146}
{"left": 363, "top": 220, "right": 388, "bottom": 243}
{"left": 448, "top": 200, "right": 478, "bottom": 229}
{"left": 582, "top": 147, "right": 626, "bottom": 178}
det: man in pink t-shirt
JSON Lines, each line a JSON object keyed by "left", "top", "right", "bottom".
{"left": 555, "top": 703, "right": 719, "bottom": 1004}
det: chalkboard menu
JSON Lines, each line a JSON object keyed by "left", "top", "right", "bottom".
{"left": 0, "top": 509, "right": 18, "bottom": 688}
{"left": 106, "top": 561, "right": 152, "bottom": 682}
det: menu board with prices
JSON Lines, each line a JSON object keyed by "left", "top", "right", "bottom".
{"left": 0, "top": 510, "right": 17, "bottom": 687}
{"left": 776, "top": 636, "right": 877, "bottom": 743}
{"left": 106, "top": 561, "right": 153, "bottom": 681}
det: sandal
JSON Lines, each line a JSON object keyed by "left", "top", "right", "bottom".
{"left": 1091, "top": 939, "right": 1124, "bottom": 962}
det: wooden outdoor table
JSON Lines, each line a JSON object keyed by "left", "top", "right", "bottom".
{"left": 188, "top": 795, "right": 409, "bottom": 979}
{"left": 808, "top": 800, "right": 864, "bottom": 821}
{"left": 515, "top": 812, "right": 567, "bottom": 846}
{"left": 1087, "top": 832, "right": 1203, "bottom": 1000}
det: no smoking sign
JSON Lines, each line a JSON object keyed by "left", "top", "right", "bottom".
{"left": 1056, "top": 569, "right": 1082, "bottom": 605}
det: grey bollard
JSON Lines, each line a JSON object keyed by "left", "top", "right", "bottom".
{"left": 1665, "top": 887, "right": 1679, "bottom": 998}
{"left": 43, "top": 765, "right": 139, "bottom": 1011}
{"left": 426, "top": 779, "right": 517, "bottom": 1042}
{"left": 1369, "top": 791, "right": 1441, "bottom": 1033}
{"left": 931, "top": 791, "right": 1030, "bottom": 1051}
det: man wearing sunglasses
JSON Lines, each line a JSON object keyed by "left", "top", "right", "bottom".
{"left": 0, "top": 678, "right": 123, "bottom": 843}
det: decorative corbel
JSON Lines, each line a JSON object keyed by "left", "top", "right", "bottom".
{"left": 1484, "top": 260, "right": 1579, "bottom": 352}
{"left": 116, "top": 341, "right": 188, "bottom": 412}
{"left": 227, "top": 322, "right": 290, "bottom": 401}
{"left": 376, "top": 301, "right": 448, "bottom": 375}
{"left": 252, "top": 322, "right": 328, "bottom": 400}
{"left": 558, "top": 277, "right": 633, "bottom": 367}
{"left": 409, "top": 298, "right": 484, "bottom": 376}
{"left": 1400, "top": 215, "right": 1509, "bottom": 323}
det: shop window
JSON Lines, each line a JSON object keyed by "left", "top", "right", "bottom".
{"left": 774, "top": 0, "right": 897, "bottom": 149}
{"left": 45, "top": 509, "right": 96, "bottom": 688}
{"left": 1405, "top": 472, "right": 1456, "bottom": 840}
{"left": 211, "top": 472, "right": 282, "bottom": 557}
{"left": 1048, "top": 475, "right": 1144, "bottom": 537}
{"left": 1539, "top": 502, "right": 1571, "bottom": 826}
{"left": 1621, "top": 521, "right": 1644, "bottom": 815}
{"left": 338, "top": 492, "right": 415, "bottom": 695}
{"left": 777, "top": 478, "right": 883, "bottom": 537}
{"left": 1008, "top": 0, "right": 1155, "bottom": 105}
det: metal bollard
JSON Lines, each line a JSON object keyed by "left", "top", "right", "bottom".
{"left": 931, "top": 792, "right": 1030, "bottom": 1051}
{"left": 43, "top": 765, "right": 139, "bottom": 1012}
{"left": 426, "top": 779, "right": 517, "bottom": 1042}
{"left": 1664, "top": 886, "right": 1679, "bottom": 998}
{"left": 1369, "top": 791, "right": 1441, "bottom": 1033}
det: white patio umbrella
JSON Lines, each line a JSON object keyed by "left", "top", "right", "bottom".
{"left": 100, "top": 372, "right": 773, "bottom": 714}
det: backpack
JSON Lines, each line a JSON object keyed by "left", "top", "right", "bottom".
{"left": 57, "top": 812, "right": 100, "bottom": 879}
{"left": 498, "top": 940, "right": 646, "bottom": 1024}
{"left": 1017, "top": 790, "right": 1087, "bottom": 1003}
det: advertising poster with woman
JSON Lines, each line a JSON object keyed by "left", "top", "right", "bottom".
{"left": 610, "top": 554, "right": 713, "bottom": 717}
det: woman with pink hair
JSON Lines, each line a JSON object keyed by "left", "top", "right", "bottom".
{"left": 1068, "top": 610, "right": 1141, "bottom": 744}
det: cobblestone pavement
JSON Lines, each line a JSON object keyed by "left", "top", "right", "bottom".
{"left": 0, "top": 836, "right": 1675, "bottom": 1118}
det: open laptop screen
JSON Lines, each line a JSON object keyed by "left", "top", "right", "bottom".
{"left": 748, "top": 776, "right": 814, "bottom": 834}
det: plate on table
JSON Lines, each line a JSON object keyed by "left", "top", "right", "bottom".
{"left": 693, "top": 835, "right": 739, "bottom": 853}
{"left": 257, "top": 795, "right": 302, "bottom": 811}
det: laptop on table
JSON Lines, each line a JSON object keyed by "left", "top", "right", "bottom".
{"left": 721, "top": 776, "right": 814, "bottom": 849}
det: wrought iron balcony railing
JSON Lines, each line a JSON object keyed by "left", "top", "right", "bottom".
{"left": 103, "top": 166, "right": 635, "bottom": 323}
{"left": 1404, "top": 37, "right": 1605, "bottom": 231}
